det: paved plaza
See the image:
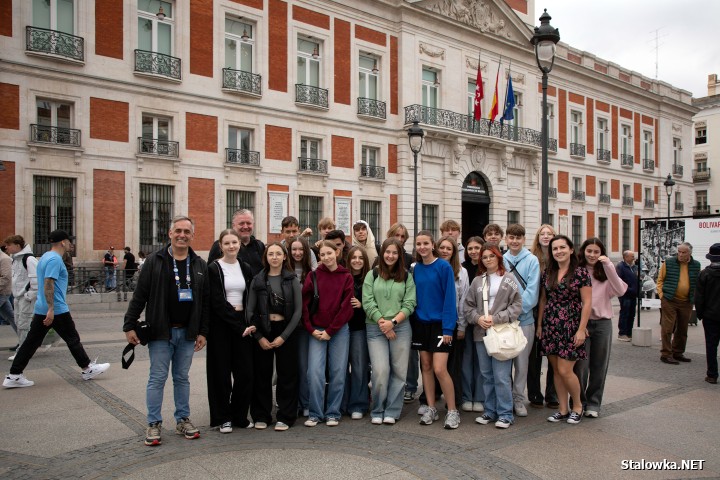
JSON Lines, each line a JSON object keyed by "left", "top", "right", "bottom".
{"left": 0, "top": 298, "right": 718, "bottom": 480}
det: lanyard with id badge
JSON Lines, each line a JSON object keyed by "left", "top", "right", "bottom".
{"left": 171, "top": 248, "right": 193, "bottom": 302}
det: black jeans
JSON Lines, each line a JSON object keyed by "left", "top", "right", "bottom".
{"left": 206, "top": 315, "right": 254, "bottom": 428}
{"left": 618, "top": 297, "right": 636, "bottom": 337}
{"left": 10, "top": 312, "right": 91, "bottom": 375}
{"left": 703, "top": 320, "right": 720, "bottom": 379}
{"left": 527, "top": 336, "right": 557, "bottom": 404}
{"left": 251, "top": 322, "right": 299, "bottom": 426}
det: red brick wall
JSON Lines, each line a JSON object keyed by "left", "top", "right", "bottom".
{"left": 388, "top": 144, "right": 397, "bottom": 174}
{"left": 611, "top": 105, "right": 618, "bottom": 159}
{"left": 265, "top": 125, "right": 292, "bottom": 161}
{"left": 0, "top": 83, "right": 19, "bottom": 130}
{"left": 587, "top": 211, "right": 595, "bottom": 238}
{"left": 559, "top": 208, "right": 568, "bottom": 216}
{"left": 230, "top": 0, "right": 263, "bottom": 8}
{"left": 596, "top": 101, "right": 610, "bottom": 113}
{"left": 0, "top": 0, "right": 12, "bottom": 37}
{"left": 611, "top": 179, "right": 620, "bottom": 200}
{"left": 269, "top": 0, "right": 288, "bottom": 92}
{"left": 90, "top": 98, "right": 128, "bottom": 142}
{"left": 634, "top": 113, "right": 641, "bottom": 163}
{"left": 292, "top": 5, "right": 329, "bottom": 29}
{"left": 190, "top": 0, "right": 213, "bottom": 77}
{"left": 390, "top": 36, "right": 398, "bottom": 115}
{"left": 333, "top": 189, "right": 352, "bottom": 197}
{"left": 569, "top": 92, "right": 584, "bottom": 105}
{"left": 586, "top": 97, "right": 594, "bottom": 154}
{"left": 95, "top": 0, "right": 123, "bottom": 59}
{"left": 594, "top": 63, "right": 608, "bottom": 75}
{"left": 586, "top": 175, "right": 596, "bottom": 197}
{"left": 634, "top": 215, "right": 641, "bottom": 251}
{"left": 0, "top": 161, "right": 14, "bottom": 239}
{"left": 611, "top": 213, "right": 619, "bottom": 252}
{"left": 634, "top": 183, "right": 642, "bottom": 202}
{"left": 334, "top": 19, "right": 351, "bottom": 105}
{"left": 558, "top": 171, "right": 569, "bottom": 194}
{"left": 558, "top": 89, "right": 567, "bottom": 149}
{"left": 186, "top": 113, "right": 217, "bottom": 152}
{"left": 641, "top": 115, "right": 654, "bottom": 126}
{"left": 332, "top": 135, "right": 354, "bottom": 168}
{"left": 355, "top": 25, "right": 386, "bottom": 46}
{"left": 93, "top": 169, "right": 125, "bottom": 249}
{"left": 619, "top": 108, "right": 632, "bottom": 120}
{"left": 390, "top": 194, "right": 397, "bottom": 226}
{"left": 537, "top": 83, "right": 557, "bottom": 96}
{"left": 503, "top": 0, "right": 527, "bottom": 14}
{"left": 188, "top": 178, "right": 215, "bottom": 250}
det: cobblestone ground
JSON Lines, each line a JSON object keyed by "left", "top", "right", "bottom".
{"left": 1, "top": 306, "right": 718, "bottom": 480}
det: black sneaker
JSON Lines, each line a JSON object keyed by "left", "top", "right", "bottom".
{"left": 475, "top": 414, "right": 495, "bottom": 425}
{"left": 403, "top": 391, "right": 415, "bottom": 403}
{"left": 547, "top": 411, "right": 570, "bottom": 422}
{"left": 567, "top": 411, "right": 582, "bottom": 424}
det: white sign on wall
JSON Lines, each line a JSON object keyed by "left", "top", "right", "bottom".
{"left": 335, "top": 197, "right": 351, "bottom": 235}
{"left": 268, "top": 192, "right": 288, "bottom": 234}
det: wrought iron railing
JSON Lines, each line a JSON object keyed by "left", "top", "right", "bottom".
{"left": 692, "top": 168, "right": 711, "bottom": 182}
{"left": 599, "top": 193, "right": 611, "bottom": 204}
{"left": 597, "top": 148, "right": 611, "bottom": 164}
{"left": 298, "top": 157, "right": 328, "bottom": 174}
{"left": 570, "top": 143, "right": 586, "bottom": 158}
{"left": 548, "top": 138, "right": 558, "bottom": 152}
{"left": 672, "top": 164, "right": 684, "bottom": 177}
{"left": 357, "top": 97, "right": 386, "bottom": 119}
{"left": 674, "top": 202, "right": 684, "bottom": 212}
{"left": 693, "top": 205, "right": 711, "bottom": 215}
{"left": 134, "top": 49, "right": 181, "bottom": 80}
{"left": 642, "top": 158, "right": 654, "bottom": 172}
{"left": 69, "top": 267, "right": 138, "bottom": 298}
{"left": 622, "top": 196, "right": 634, "bottom": 207}
{"left": 26, "top": 26, "right": 84, "bottom": 62}
{"left": 547, "top": 187, "right": 557, "bottom": 198}
{"left": 30, "top": 124, "right": 81, "bottom": 147}
{"left": 226, "top": 148, "right": 260, "bottom": 166}
{"left": 222, "top": 68, "right": 262, "bottom": 96}
{"left": 138, "top": 137, "right": 179, "bottom": 157}
{"left": 572, "top": 190, "right": 586, "bottom": 201}
{"left": 295, "top": 84, "right": 329, "bottom": 108}
{"left": 404, "top": 105, "right": 543, "bottom": 148}
{"left": 360, "top": 164, "right": 385, "bottom": 179}
{"left": 644, "top": 199, "right": 655, "bottom": 209}
{"left": 621, "top": 154, "right": 634, "bottom": 168}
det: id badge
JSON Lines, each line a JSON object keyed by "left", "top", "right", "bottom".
{"left": 178, "top": 289, "right": 194, "bottom": 302}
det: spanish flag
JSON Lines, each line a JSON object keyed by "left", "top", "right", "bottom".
{"left": 488, "top": 62, "right": 500, "bottom": 121}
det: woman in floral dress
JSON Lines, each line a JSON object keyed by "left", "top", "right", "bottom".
{"left": 536, "top": 235, "right": 592, "bottom": 425}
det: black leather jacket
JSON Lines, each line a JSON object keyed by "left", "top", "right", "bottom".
{"left": 123, "top": 245, "right": 210, "bottom": 341}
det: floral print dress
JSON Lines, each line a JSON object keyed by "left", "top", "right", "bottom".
{"left": 540, "top": 267, "right": 591, "bottom": 360}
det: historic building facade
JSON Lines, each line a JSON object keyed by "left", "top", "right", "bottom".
{"left": 691, "top": 74, "right": 719, "bottom": 217}
{"left": 0, "top": 0, "right": 697, "bottom": 262}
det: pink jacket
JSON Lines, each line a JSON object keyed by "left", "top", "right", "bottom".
{"left": 589, "top": 259, "right": 627, "bottom": 320}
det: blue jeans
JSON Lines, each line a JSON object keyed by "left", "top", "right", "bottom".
{"left": 366, "top": 321, "right": 411, "bottom": 419}
{"left": 574, "top": 319, "right": 612, "bottom": 412}
{"left": 476, "top": 341, "right": 513, "bottom": 422}
{"left": 308, "top": 324, "right": 349, "bottom": 420}
{"left": 0, "top": 294, "right": 16, "bottom": 332}
{"left": 461, "top": 326, "right": 484, "bottom": 403}
{"left": 618, "top": 297, "right": 636, "bottom": 337}
{"left": 147, "top": 328, "right": 196, "bottom": 424}
{"left": 296, "top": 327, "right": 310, "bottom": 411}
{"left": 343, "top": 328, "right": 370, "bottom": 414}
{"left": 105, "top": 267, "right": 116, "bottom": 289}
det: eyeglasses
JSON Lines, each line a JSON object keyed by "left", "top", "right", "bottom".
{"left": 481, "top": 254, "right": 497, "bottom": 261}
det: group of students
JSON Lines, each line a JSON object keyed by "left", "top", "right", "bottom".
{"left": 205, "top": 216, "right": 628, "bottom": 432}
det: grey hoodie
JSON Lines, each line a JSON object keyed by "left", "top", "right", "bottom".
{"left": 463, "top": 271, "right": 523, "bottom": 342}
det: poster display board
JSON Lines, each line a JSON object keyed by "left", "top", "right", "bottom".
{"left": 335, "top": 197, "right": 351, "bottom": 235}
{"left": 268, "top": 192, "right": 288, "bottom": 234}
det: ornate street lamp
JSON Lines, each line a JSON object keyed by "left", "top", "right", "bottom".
{"left": 407, "top": 120, "right": 425, "bottom": 237}
{"left": 664, "top": 173, "right": 675, "bottom": 226}
{"left": 531, "top": 9, "right": 560, "bottom": 226}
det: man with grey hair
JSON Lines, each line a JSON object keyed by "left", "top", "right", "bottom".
{"left": 657, "top": 242, "right": 701, "bottom": 365}
{"left": 208, "top": 209, "right": 265, "bottom": 274}
{"left": 616, "top": 250, "right": 639, "bottom": 341}
{"left": 124, "top": 215, "right": 210, "bottom": 446}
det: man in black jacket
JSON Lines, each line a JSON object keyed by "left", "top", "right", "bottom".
{"left": 208, "top": 209, "right": 265, "bottom": 275}
{"left": 616, "top": 250, "right": 639, "bottom": 341}
{"left": 696, "top": 243, "right": 720, "bottom": 384}
{"left": 123, "top": 215, "right": 210, "bottom": 446}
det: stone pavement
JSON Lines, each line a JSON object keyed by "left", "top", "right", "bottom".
{"left": 0, "top": 303, "right": 718, "bottom": 480}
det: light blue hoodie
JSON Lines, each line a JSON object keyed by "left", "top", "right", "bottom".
{"left": 503, "top": 248, "right": 540, "bottom": 326}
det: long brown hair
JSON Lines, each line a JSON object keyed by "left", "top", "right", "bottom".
{"left": 545, "top": 235, "right": 579, "bottom": 290}
{"left": 261, "top": 242, "right": 293, "bottom": 272}
{"left": 436, "top": 236, "right": 461, "bottom": 280}
{"left": 377, "top": 239, "right": 407, "bottom": 282}
{"left": 476, "top": 244, "right": 506, "bottom": 276}
{"left": 578, "top": 237, "right": 608, "bottom": 282}
{"left": 531, "top": 224, "right": 556, "bottom": 271}
{"left": 347, "top": 246, "right": 370, "bottom": 280}
{"left": 414, "top": 230, "right": 436, "bottom": 263}
{"left": 287, "top": 235, "right": 312, "bottom": 283}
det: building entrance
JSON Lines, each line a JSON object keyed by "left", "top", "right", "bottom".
{"left": 461, "top": 172, "right": 490, "bottom": 247}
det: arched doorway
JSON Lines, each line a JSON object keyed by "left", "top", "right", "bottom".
{"left": 461, "top": 172, "right": 490, "bottom": 247}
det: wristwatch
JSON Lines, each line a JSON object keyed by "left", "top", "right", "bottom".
{"left": 391, "top": 319, "right": 398, "bottom": 326}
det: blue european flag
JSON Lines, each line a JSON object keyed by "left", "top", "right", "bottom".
{"left": 500, "top": 76, "right": 515, "bottom": 126}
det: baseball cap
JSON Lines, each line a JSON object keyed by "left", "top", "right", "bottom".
{"left": 48, "top": 230, "right": 70, "bottom": 243}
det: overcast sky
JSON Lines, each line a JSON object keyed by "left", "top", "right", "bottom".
{"left": 534, "top": 0, "right": 720, "bottom": 98}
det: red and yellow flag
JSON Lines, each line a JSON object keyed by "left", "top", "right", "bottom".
{"left": 488, "top": 62, "right": 500, "bottom": 121}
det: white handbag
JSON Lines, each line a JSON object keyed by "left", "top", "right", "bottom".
{"left": 480, "top": 274, "right": 527, "bottom": 361}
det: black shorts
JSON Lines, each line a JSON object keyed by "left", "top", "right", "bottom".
{"left": 411, "top": 318, "right": 452, "bottom": 353}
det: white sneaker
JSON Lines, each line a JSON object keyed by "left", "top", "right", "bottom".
{"left": 326, "top": 418, "right": 339, "bottom": 427}
{"left": 81, "top": 360, "right": 110, "bottom": 380}
{"left": 254, "top": 422, "right": 268, "bottom": 430}
{"left": 3, "top": 373, "right": 34, "bottom": 388}
{"left": 371, "top": 417, "right": 383, "bottom": 425}
{"left": 383, "top": 417, "right": 396, "bottom": 425}
{"left": 584, "top": 410, "right": 599, "bottom": 418}
{"left": 461, "top": 401, "right": 473, "bottom": 412}
{"left": 417, "top": 404, "right": 428, "bottom": 415}
{"left": 219, "top": 422, "right": 233, "bottom": 433}
{"left": 473, "top": 402, "right": 485, "bottom": 412}
{"left": 351, "top": 412, "right": 363, "bottom": 420}
{"left": 7, "top": 355, "right": 15, "bottom": 361}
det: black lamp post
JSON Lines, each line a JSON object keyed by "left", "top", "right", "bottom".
{"left": 407, "top": 120, "right": 425, "bottom": 237}
{"left": 531, "top": 9, "right": 560, "bottom": 226}
{"left": 664, "top": 173, "right": 675, "bottom": 226}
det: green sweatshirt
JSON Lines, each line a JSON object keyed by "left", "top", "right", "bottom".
{"left": 362, "top": 270, "right": 417, "bottom": 324}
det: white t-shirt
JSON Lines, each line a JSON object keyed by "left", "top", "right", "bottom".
{"left": 219, "top": 260, "right": 245, "bottom": 307}
{"left": 486, "top": 272, "right": 502, "bottom": 311}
